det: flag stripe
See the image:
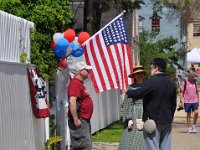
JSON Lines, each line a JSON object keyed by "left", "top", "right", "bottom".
{"left": 93, "top": 36, "right": 112, "bottom": 90}
{"left": 84, "top": 44, "right": 102, "bottom": 93}
{"left": 96, "top": 35, "right": 114, "bottom": 89}
{"left": 109, "top": 45, "right": 122, "bottom": 89}
{"left": 126, "top": 45, "right": 134, "bottom": 85}
{"left": 93, "top": 35, "right": 110, "bottom": 90}
{"left": 120, "top": 44, "right": 126, "bottom": 90}
{"left": 114, "top": 44, "right": 124, "bottom": 89}
{"left": 89, "top": 40, "right": 107, "bottom": 91}
{"left": 99, "top": 34, "right": 118, "bottom": 89}
{"left": 122, "top": 44, "right": 128, "bottom": 89}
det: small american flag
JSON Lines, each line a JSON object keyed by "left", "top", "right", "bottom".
{"left": 83, "top": 13, "right": 133, "bottom": 93}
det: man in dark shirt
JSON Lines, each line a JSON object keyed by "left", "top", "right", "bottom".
{"left": 127, "top": 58, "right": 177, "bottom": 150}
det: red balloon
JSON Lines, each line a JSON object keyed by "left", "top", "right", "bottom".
{"left": 78, "top": 32, "right": 90, "bottom": 45}
{"left": 63, "top": 28, "right": 76, "bottom": 43}
{"left": 51, "top": 41, "right": 56, "bottom": 49}
{"left": 58, "top": 60, "right": 67, "bottom": 68}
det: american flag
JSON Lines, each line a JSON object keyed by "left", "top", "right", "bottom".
{"left": 83, "top": 13, "right": 133, "bottom": 93}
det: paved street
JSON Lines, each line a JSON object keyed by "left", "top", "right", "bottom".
{"left": 93, "top": 108, "right": 200, "bottom": 150}
{"left": 171, "top": 108, "right": 200, "bottom": 150}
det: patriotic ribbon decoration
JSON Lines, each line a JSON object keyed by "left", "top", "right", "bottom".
{"left": 27, "top": 68, "right": 50, "bottom": 118}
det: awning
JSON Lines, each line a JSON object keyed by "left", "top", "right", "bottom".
{"left": 186, "top": 48, "right": 200, "bottom": 63}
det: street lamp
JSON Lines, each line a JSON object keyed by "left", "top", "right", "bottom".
{"left": 181, "top": 35, "right": 187, "bottom": 67}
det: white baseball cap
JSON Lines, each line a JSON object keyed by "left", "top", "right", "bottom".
{"left": 76, "top": 61, "right": 92, "bottom": 71}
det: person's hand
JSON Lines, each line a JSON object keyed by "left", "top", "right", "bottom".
{"left": 74, "top": 118, "right": 82, "bottom": 128}
{"left": 177, "top": 101, "right": 184, "bottom": 111}
{"left": 128, "top": 120, "right": 134, "bottom": 130}
{"left": 178, "top": 101, "right": 183, "bottom": 108}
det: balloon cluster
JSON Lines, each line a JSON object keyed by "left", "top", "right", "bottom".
{"left": 51, "top": 28, "right": 90, "bottom": 68}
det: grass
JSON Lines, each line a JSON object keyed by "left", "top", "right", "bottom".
{"left": 91, "top": 120, "right": 124, "bottom": 142}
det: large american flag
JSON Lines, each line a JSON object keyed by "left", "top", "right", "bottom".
{"left": 83, "top": 13, "right": 133, "bottom": 93}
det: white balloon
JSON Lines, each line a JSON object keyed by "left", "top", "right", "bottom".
{"left": 53, "top": 32, "right": 63, "bottom": 43}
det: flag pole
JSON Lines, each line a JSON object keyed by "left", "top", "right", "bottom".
{"left": 82, "top": 10, "right": 127, "bottom": 46}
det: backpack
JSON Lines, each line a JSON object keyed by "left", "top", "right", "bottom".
{"left": 183, "top": 79, "right": 198, "bottom": 95}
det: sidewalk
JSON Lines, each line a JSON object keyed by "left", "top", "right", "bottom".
{"left": 171, "top": 108, "right": 200, "bottom": 150}
{"left": 92, "top": 108, "right": 200, "bottom": 150}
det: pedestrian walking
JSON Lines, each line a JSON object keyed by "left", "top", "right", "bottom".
{"left": 189, "top": 64, "right": 196, "bottom": 72}
{"left": 127, "top": 58, "right": 177, "bottom": 150}
{"left": 179, "top": 72, "right": 199, "bottom": 133}
{"left": 119, "top": 65, "right": 147, "bottom": 150}
{"left": 67, "top": 61, "right": 94, "bottom": 150}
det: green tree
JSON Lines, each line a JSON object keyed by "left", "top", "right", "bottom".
{"left": 0, "top": 0, "right": 73, "bottom": 81}
{"left": 139, "top": 30, "right": 180, "bottom": 78}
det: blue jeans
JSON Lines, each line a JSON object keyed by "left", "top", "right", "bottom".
{"left": 143, "top": 123, "right": 172, "bottom": 150}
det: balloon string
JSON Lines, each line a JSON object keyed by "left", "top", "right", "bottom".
{"left": 65, "top": 45, "right": 83, "bottom": 58}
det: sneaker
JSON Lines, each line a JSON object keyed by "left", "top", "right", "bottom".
{"left": 187, "top": 128, "right": 192, "bottom": 133}
{"left": 191, "top": 125, "right": 197, "bottom": 133}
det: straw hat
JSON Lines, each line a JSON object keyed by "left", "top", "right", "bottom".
{"left": 128, "top": 65, "right": 149, "bottom": 78}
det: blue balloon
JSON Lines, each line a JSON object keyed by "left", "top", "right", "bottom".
{"left": 71, "top": 46, "right": 84, "bottom": 57}
{"left": 54, "top": 38, "right": 69, "bottom": 59}
{"left": 54, "top": 48, "right": 66, "bottom": 59}
{"left": 69, "top": 42, "right": 76, "bottom": 49}
{"left": 56, "top": 38, "right": 69, "bottom": 51}
{"left": 71, "top": 44, "right": 79, "bottom": 51}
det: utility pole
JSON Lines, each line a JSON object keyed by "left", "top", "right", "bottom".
{"left": 55, "top": 68, "right": 69, "bottom": 150}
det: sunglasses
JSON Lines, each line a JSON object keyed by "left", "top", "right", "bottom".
{"left": 81, "top": 69, "right": 90, "bottom": 73}
{"left": 85, "top": 69, "right": 90, "bottom": 73}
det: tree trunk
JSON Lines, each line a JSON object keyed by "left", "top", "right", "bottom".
{"left": 84, "top": 0, "right": 102, "bottom": 35}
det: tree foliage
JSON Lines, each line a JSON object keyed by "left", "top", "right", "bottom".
{"left": 0, "top": 0, "right": 73, "bottom": 81}
{"left": 139, "top": 30, "right": 179, "bottom": 78}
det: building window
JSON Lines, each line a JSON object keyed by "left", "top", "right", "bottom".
{"left": 139, "top": 16, "right": 145, "bottom": 33}
{"left": 152, "top": 19, "right": 160, "bottom": 32}
{"left": 150, "top": 11, "right": 162, "bottom": 32}
{"left": 193, "top": 24, "right": 200, "bottom": 37}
